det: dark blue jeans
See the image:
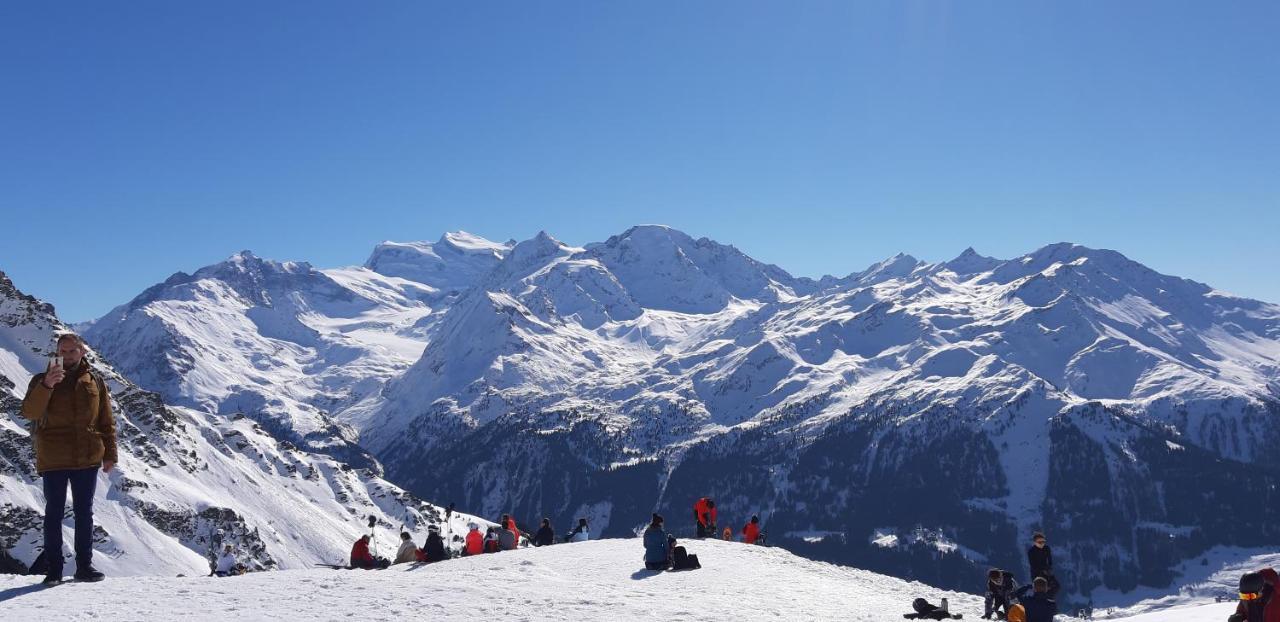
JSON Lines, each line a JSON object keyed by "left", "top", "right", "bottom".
{"left": 42, "top": 466, "right": 99, "bottom": 573}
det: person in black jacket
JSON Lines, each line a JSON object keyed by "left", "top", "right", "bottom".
{"left": 422, "top": 524, "right": 447, "bottom": 562}
{"left": 1013, "top": 577, "right": 1057, "bottom": 622}
{"left": 1027, "top": 532, "right": 1060, "bottom": 598}
{"left": 983, "top": 568, "right": 1018, "bottom": 619}
{"left": 533, "top": 518, "right": 556, "bottom": 547}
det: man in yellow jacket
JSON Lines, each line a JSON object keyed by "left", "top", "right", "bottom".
{"left": 21, "top": 333, "right": 117, "bottom": 585}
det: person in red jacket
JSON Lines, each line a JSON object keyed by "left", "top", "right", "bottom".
{"left": 1230, "top": 568, "right": 1279, "bottom": 622}
{"left": 693, "top": 498, "right": 717, "bottom": 538}
{"left": 464, "top": 523, "right": 485, "bottom": 556}
{"left": 350, "top": 535, "right": 375, "bottom": 569}
{"left": 742, "top": 515, "right": 761, "bottom": 545}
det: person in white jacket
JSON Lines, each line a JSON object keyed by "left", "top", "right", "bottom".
{"left": 394, "top": 531, "right": 419, "bottom": 564}
{"left": 215, "top": 545, "right": 239, "bottom": 577}
{"left": 567, "top": 518, "right": 590, "bottom": 543}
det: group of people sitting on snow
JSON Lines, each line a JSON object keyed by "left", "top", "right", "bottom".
{"left": 348, "top": 514, "right": 592, "bottom": 569}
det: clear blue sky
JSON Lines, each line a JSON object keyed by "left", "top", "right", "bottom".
{"left": 2, "top": 1, "right": 1277, "bottom": 322}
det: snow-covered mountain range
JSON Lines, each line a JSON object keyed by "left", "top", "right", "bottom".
{"left": 52, "top": 225, "right": 1280, "bottom": 606}
{"left": 0, "top": 270, "right": 484, "bottom": 577}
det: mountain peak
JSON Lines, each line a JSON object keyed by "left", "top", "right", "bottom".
{"left": 945, "top": 247, "right": 1000, "bottom": 276}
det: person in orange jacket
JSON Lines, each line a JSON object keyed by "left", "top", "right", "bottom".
{"left": 464, "top": 523, "right": 484, "bottom": 556}
{"left": 742, "top": 515, "right": 761, "bottom": 545}
{"left": 693, "top": 498, "right": 717, "bottom": 538}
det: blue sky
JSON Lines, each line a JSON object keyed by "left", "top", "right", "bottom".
{"left": 2, "top": 1, "right": 1277, "bottom": 321}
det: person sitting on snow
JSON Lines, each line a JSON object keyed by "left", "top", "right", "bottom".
{"left": 215, "top": 544, "right": 240, "bottom": 577}
{"left": 464, "top": 523, "right": 484, "bottom": 556}
{"left": 394, "top": 532, "right": 418, "bottom": 564}
{"left": 422, "top": 524, "right": 447, "bottom": 562}
{"left": 534, "top": 518, "right": 556, "bottom": 547}
{"left": 1012, "top": 577, "right": 1057, "bottom": 622}
{"left": 350, "top": 535, "right": 376, "bottom": 569}
{"left": 566, "top": 518, "right": 590, "bottom": 543}
{"left": 643, "top": 514, "right": 671, "bottom": 571}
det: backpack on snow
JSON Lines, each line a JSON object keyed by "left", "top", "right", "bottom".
{"left": 671, "top": 546, "right": 700, "bottom": 571}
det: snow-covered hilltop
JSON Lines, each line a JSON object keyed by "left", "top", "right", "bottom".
{"left": 0, "top": 270, "right": 481, "bottom": 577}
{"left": 66, "top": 226, "right": 1280, "bottom": 607}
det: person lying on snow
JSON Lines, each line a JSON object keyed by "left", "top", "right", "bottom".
{"left": 902, "top": 597, "right": 962, "bottom": 620}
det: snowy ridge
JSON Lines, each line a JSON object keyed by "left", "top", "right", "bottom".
{"left": 0, "top": 270, "right": 484, "bottom": 576}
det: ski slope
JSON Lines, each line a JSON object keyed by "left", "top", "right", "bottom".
{"left": 0, "top": 538, "right": 1246, "bottom": 621}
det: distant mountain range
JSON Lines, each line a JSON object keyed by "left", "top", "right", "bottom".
{"left": 7, "top": 225, "right": 1277, "bottom": 605}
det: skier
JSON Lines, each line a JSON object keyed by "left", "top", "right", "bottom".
{"left": 1027, "top": 532, "right": 1060, "bottom": 598}
{"left": 693, "top": 497, "right": 717, "bottom": 538}
{"left": 742, "top": 515, "right": 761, "bottom": 545}
{"left": 1012, "top": 577, "right": 1057, "bottom": 622}
{"left": 393, "top": 532, "right": 418, "bottom": 564}
{"left": 534, "top": 518, "right": 556, "bottom": 547}
{"left": 214, "top": 545, "right": 240, "bottom": 577}
{"left": 566, "top": 518, "right": 590, "bottom": 543}
{"left": 484, "top": 527, "right": 501, "bottom": 553}
{"left": 643, "top": 514, "right": 671, "bottom": 571}
{"left": 464, "top": 523, "right": 484, "bottom": 556}
{"left": 422, "top": 524, "right": 447, "bottom": 562}
{"left": 350, "top": 535, "right": 376, "bottom": 569}
{"left": 1229, "top": 568, "right": 1279, "bottom": 622}
{"left": 983, "top": 568, "right": 1018, "bottom": 619}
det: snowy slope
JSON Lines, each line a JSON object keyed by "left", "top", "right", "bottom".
{"left": 0, "top": 270, "right": 484, "bottom": 576}
{"left": 0, "top": 538, "right": 988, "bottom": 620}
{"left": 0, "top": 538, "right": 1254, "bottom": 621}
{"left": 81, "top": 251, "right": 450, "bottom": 465}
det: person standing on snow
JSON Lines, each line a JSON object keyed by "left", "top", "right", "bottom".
{"left": 742, "top": 515, "right": 762, "bottom": 545}
{"left": 1027, "top": 532, "right": 1060, "bottom": 598}
{"left": 21, "top": 333, "right": 117, "bottom": 585}
{"left": 693, "top": 497, "right": 717, "bottom": 539}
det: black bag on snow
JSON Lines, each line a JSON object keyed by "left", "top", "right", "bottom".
{"left": 671, "top": 546, "right": 701, "bottom": 570}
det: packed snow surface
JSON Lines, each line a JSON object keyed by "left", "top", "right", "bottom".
{"left": 0, "top": 538, "right": 1245, "bottom": 621}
